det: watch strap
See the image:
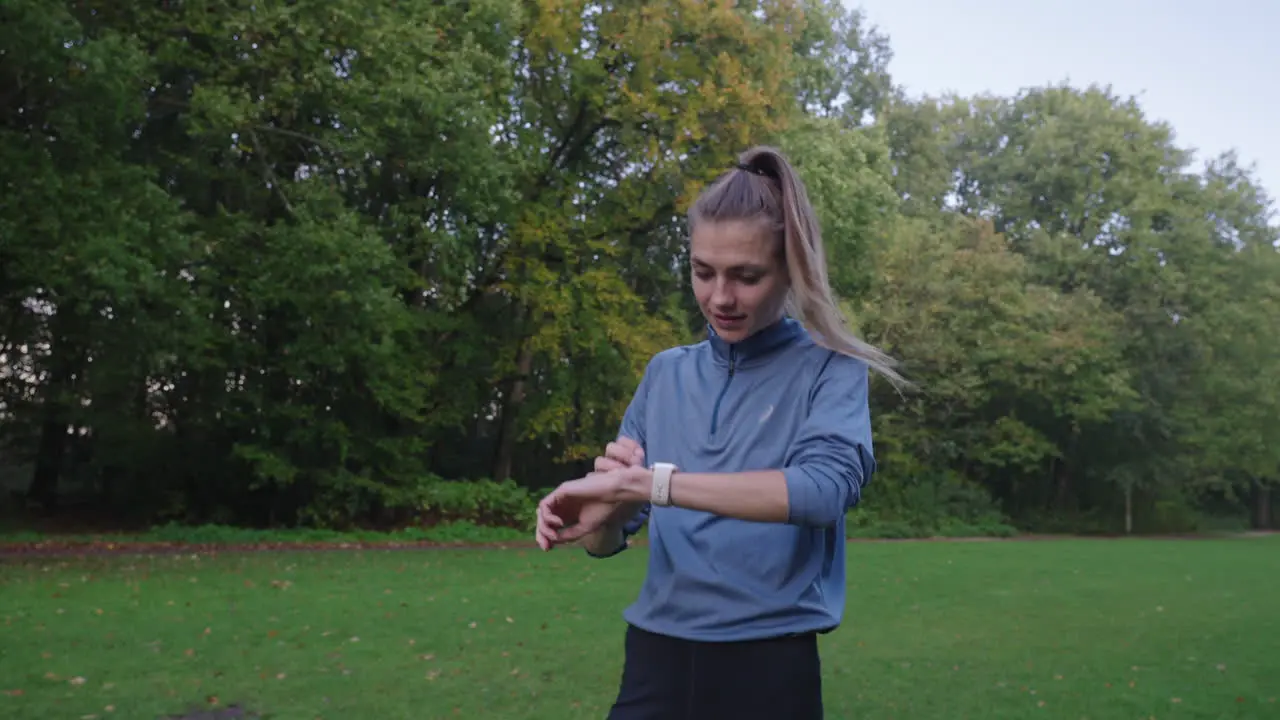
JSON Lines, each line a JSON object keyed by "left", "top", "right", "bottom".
{"left": 650, "top": 462, "right": 677, "bottom": 507}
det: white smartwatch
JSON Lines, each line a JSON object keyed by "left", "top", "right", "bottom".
{"left": 650, "top": 462, "right": 678, "bottom": 507}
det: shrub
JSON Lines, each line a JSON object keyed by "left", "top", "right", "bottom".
{"left": 413, "top": 476, "right": 538, "bottom": 530}
{"left": 846, "top": 470, "right": 1018, "bottom": 539}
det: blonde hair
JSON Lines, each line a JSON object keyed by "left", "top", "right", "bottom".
{"left": 688, "top": 146, "right": 905, "bottom": 387}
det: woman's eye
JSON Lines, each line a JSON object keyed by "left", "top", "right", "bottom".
{"left": 694, "top": 271, "right": 714, "bottom": 281}
{"left": 739, "top": 275, "right": 762, "bottom": 285}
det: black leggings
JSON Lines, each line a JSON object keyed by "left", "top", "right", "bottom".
{"left": 607, "top": 624, "right": 824, "bottom": 720}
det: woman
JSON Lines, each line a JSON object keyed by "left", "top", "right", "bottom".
{"left": 535, "top": 146, "right": 902, "bottom": 719}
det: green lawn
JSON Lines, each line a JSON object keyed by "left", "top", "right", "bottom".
{"left": 1, "top": 536, "right": 1277, "bottom": 719}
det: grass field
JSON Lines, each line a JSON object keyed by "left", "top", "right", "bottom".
{"left": 1, "top": 536, "right": 1277, "bottom": 719}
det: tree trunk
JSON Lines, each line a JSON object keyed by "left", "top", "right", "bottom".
{"left": 28, "top": 415, "right": 69, "bottom": 511}
{"left": 491, "top": 337, "right": 534, "bottom": 483}
{"left": 1252, "top": 481, "right": 1273, "bottom": 530}
{"left": 1123, "top": 483, "right": 1133, "bottom": 535}
{"left": 27, "top": 314, "right": 82, "bottom": 512}
{"left": 1054, "top": 461, "right": 1073, "bottom": 512}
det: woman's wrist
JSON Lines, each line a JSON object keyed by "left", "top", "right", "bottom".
{"left": 618, "top": 466, "right": 654, "bottom": 503}
{"left": 581, "top": 521, "right": 626, "bottom": 555}
{"left": 581, "top": 499, "right": 645, "bottom": 554}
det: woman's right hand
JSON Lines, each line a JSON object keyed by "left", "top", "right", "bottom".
{"left": 594, "top": 437, "right": 645, "bottom": 474}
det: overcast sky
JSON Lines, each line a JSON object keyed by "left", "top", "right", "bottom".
{"left": 850, "top": 0, "right": 1278, "bottom": 208}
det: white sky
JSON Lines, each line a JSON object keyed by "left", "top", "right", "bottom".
{"left": 850, "top": 0, "right": 1279, "bottom": 208}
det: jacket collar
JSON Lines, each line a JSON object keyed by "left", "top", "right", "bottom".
{"left": 707, "top": 316, "right": 805, "bottom": 367}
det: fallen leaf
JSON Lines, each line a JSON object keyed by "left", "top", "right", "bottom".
{"left": 2, "top": 690, "right": 23, "bottom": 697}
{"left": 1171, "top": 698, "right": 1181, "bottom": 703}
{"left": 69, "top": 676, "right": 86, "bottom": 686}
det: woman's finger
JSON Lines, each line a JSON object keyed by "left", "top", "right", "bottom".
{"left": 538, "top": 497, "right": 565, "bottom": 526}
{"left": 535, "top": 506, "right": 560, "bottom": 550}
{"left": 594, "top": 455, "right": 624, "bottom": 473}
{"left": 607, "top": 438, "right": 644, "bottom": 467}
{"left": 606, "top": 439, "right": 638, "bottom": 465}
{"left": 557, "top": 524, "right": 588, "bottom": 542}
{"left": 535, "top": 509, "right": 551, "bottom": 550}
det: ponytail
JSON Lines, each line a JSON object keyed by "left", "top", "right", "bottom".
{"left": 689, "top": 146, "right": 906, "bottom": 388}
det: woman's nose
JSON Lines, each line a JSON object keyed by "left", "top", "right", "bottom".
{"left": 710, "top": 281, "right": 734, "bottom": 308}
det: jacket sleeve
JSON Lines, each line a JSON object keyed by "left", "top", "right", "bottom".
{"left": 587, "top": 355, "right": 658, "bottom": 558}
{"left": 781, "top": 352, "right": 877, "bottom": 528}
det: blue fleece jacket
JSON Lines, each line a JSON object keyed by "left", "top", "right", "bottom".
{"left": 597, "top": 317, "right": 876, "bottom": 642}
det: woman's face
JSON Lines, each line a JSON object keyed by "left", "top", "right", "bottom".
{"left": 690, "top": 219, "right": 790, "bottom": 344}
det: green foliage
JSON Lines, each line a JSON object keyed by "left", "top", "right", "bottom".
{"left": 0, "top": 1, "right": 1276, "bottom": 537}
{"left": 849, "top": 470, "right": 1018, "bottom": 539}
{"left": 415, "top": 477, "right": 538, "bottom": 531}
{"left": 778, "top": 116, "right": 898, "bottom": 299}
{"left": 873, "top": 85, "right": 1279, "bottom": 532}
{"left": 0, "top": 521, "right": 528, "bottom": 549}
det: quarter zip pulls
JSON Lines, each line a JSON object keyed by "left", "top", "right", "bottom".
{"left": 706, "top": 316, "right": 804, "bottom": 370}
{"left": 709, "top": 345, "right": 735, "bottom": 435}
{"left": 706, "top": 318, "right": 799, "bottom": 435}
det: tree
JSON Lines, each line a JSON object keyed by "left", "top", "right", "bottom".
{"left": 857, "top": 214, "right": 1131, "bottom": 524}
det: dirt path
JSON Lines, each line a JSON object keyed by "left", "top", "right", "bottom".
{"left": 0, "top": 531, "right": 1272, "bottom": 559}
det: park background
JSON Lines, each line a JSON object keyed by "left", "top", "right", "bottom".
{"left": 2, "top": 2, "right": 1279, "bottom": 719}
{"left": 2, "top": 0, "right": 1276, "bottom": 540}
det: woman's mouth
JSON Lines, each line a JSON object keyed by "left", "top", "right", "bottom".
{"left": 714, "top": 314, "right": 746, "bottom": 328}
